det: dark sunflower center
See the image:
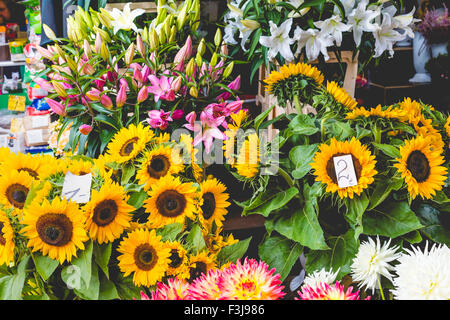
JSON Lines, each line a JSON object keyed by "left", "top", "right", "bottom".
{"left": 169, "top": 249, "right": 183, "bottom": 268}
{"left": 18, "top": 168, "right": 38, "bottom": 179}
{"left": 0, "top": 222, "right": 5, "bottom": 246}
{"left": 156, "top": 190, "right": 187, "bottom": 218}
{"left": 188, "top": 261, "right": 207, "bottom": 283}
{"left": 326, "top": 153, "right": 362, "bottom": 185}
{"left": 119, "top": 137, "right": 139, "bottom": 156}
{"left": 407, "top": 150, "right": 431, "bottom": 183}
{"left": 93, "top": 199, "right": 118, "bottom": 227}
{"left": 147, "top": 155, "right": 170, "bottom": 179}
{"left": 134, "top": 244, "right": 157, "bottom": 271}
{"left": 36, "top": 213, "right": 73, "bottom": 247}
{"left": 201, "top": 192, "right": 216, "bottom": 220}
{"left": 5, "top": 184, "right": 29, "bottom": 209}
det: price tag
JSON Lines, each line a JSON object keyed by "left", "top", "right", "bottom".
{"left": 31, "top": 115, "right": 49, "bottom": 128}
{"left": 333, "top": 154, "right": 358, "bottom": 188}
{"left": 8, "top": 95, "right": 26, "bottom": 112}
{"left": 61, "top": 171, "right": 92, "bottom": 203}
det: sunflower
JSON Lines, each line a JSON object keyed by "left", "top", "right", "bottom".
{"left": 165, "top": 241, "right": 189, "bottom": 279}
{"left": 234, "top": 133, "right": 260, "bottom": 179}
{"left": 144, "top": 175, "right": 197, "bottom": 229}
{"left": 346, "top": 105, "right": 404, "bottom": 120}
{"left": 66, "top": 159, "right": 94, "bottom": 176}
{"left": 117, "top": 228, "right": 171, "bottom": 287}
{"left": 445, "top": 116, "right": 450, "bottom": 138}
{"left": 21, "top": 197, "right": 88, "bottom": 264}
{"left": 186, "top": 251, "right": 217, "bottom": 283}
{"left": 136, "top": 145, "right": 184, "bottom": 190}
{"left": 394, "top": 136, "right": 448, "bottom": 199}
{"left": 84, "top": 182, "right": 134, "bottom": 244}
{"left": 0, "top": 147, "right": 11, "bottom": 165}
{"left": 106, "top": 123, "right": 154, "bottom": 163}
{"left": 0, "top": 210, "right": 15, "bottom": 266}
{"left": 264, "top": 62, "right": 324, "bottom": 94}
{"left": 0, "top": 152, "right": 45, "bottom": 180}
{"left": 0, "top": 170, "right": 33, "bottom": 211}
{"left": 326, "top": 81, "right": 358, "bottom": 110}
{"left": 395, "top": 97, "right": 425, "bottom": 125}
{"left": 178, "top": 134, "right": 203, "bottom": 182}
{"left": 310, "top": 137, "right": 377, "bottom": 199}
{"left": 198, "top": 178, "right": 230, "bottom": 229}
{"left": 413, "top": 115, "right": 445, "bottom": 153}
{"left": 204, "top": 227, "right": 238, "bottom": 255}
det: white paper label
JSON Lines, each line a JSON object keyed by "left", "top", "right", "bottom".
{"left": 26, "top": 129, "right": 44, "bottom": 144}
{"left": 333, "top": 154, "right": 358, "bottom": 188}
{"left": 31, "top": 115, "right": 49, "bottom": 128}
{"left": 61, "top": 171, "right": 92, "bottom": 203}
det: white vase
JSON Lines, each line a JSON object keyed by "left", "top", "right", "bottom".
{"left": 431, "top": 42, "right": 448, "bottom": 58}
{"left": 409, "top": 31, "right": 431, "bottom": 83}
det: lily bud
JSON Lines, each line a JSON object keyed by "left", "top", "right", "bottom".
{"left": 79, "top": 124, "right": 93, "bottom": 135}
{"left": 171, "top": 75, "right": 182, "bottom": 92}
{"left": 83, "top": 39, "right": 91, "bottom": 59}
{"left": 94, "top": 32, "right": 102, "bottom": 54}
{"left": 66, "top": 56, "right": 77, "bottom": 72}
{"left": 197, "top": 38, "right": 206, "bottom": 56}
{"left": 86, "top": 88, "right": 101, "bottom": 101}
{"left": 137, "top": 86, "right": 149, "bottom": 103}
{"left": 100, "top": 94, "right": 113, "bottom": 109}
{"left": 223, "top": 61, "right": 234, "bottom": 79}
{"left": 98, "top": 9, "right": 113, "bottom": 29}
{"left": 43, "top": 24, "right": 57, "bottom": 42}
{"left": 214, "top": 28, "right": 222, "bottom": 47}
{"left": 185, "top": 58, "right": 195, "bottom": 78}
{"left": 116, "top": 84, "right": 127, "bottom": 108}
{"left": 241, "top": 19, "right": 261, "bottom": 30}
{"left": 133, "top": 68, "right": 144, "bottom": 84}
{"left": 94, "top": 26, "right": 111, "bottom": 43}
{"left": 189, "top": 86, "right": 198, "bottom": 98}
{"left": 136, "top": 34, "right": 146, "bottom": 56}
{"left": 53, "top": 44, "right": 65, "bottom": 60}
{"left": 174, "top": 35, "right": 192, "bottom": 64}
{"left": 195, "top": 52, "right": 202, "bottom": 68}
{"left": 100, "top": 42, "right": 110, "bottom": 61}
{"left": 45, "top": 98, "right": 66, "bottom": 116}
{"left": 36, "top": 45, "right": 54, "bottom": 60}
{"left": 149, "top": 28, "right": 159, "bottom": 50}
{"left": 51, "top": 81, "right": 67, "bottom": 98}
{"left": 168, "top": 25, "right": 177, "bottom": 43}
{"left": 124, "top": 43, "right": 135, "bottom": 65}
{"left": 210, "top": 52, "right": 218, "bottom": 68}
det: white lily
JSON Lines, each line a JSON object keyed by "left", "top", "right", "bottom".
{"left": 224, "top": 21, "right": 239, "bottom": 45}
{"left": 285, "top": 0, "right": 311, "bottom": 18}
{"left": 373, "top": 12, "right": 405, "bottom": 57}
{"left": 109, "top": 3, "right": 145, "bottom": 34}
{"left": 334, "top": 0, "right": 355, "bottom": 17}
{"left": 347, "top": 0, "right": 380, "bottom": 47}
{"left": 393, "top": 7, "right": 421, "bottom": 38}
{"left": 294, "top": 27, "right": 334, "bottom": 61}
{"left": 259, "top": 19, "right": 295, "bottom": 62}
{"left": 314, "top": 15, "right": 351, "bottom": 46}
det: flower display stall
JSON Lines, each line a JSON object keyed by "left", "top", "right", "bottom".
{"left": 0, "top": 0, "right": 448, "bottom": 302}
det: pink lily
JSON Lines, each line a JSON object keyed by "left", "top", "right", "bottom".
{"left": 33, "top": 77, "right": 54, "bottom": 92}
{"left": 174, "top": 35, "right": 192, "bottom": 66}
{"left": 147, "top": 109, "right": 173, "bottom": 130}
{"left": 86, "top": 88, "right": 102, "bottom": 101}
{"left": 196, "top": 110, "right": 227, "bottom": 153}
{"left": 137, "top": 85, "right": 149, "bottom": 103}
{"left": 171, "top": 109, "right": 184, "bottom": 120}
{"left": 116, "top": 83, "right": 127, "bottom": 108}
{"left": 100, "top": 94, "right": 113, "bottom": 109}
{"left": 147, "top": 74, "right": 175, "bottom": 102}
{"left": 216, "top": 75, "right": 241, "bottom": 101}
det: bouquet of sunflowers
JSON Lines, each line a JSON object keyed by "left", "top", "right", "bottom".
{"left": 224, "top": 61, "right": 450, "bottom": 299}
{"left": 0, "top": 126, "right": 251, "bottom": 300}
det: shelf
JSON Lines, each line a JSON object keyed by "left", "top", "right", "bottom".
{"left": 369, "top": 81, "right": 432, "bottom": 89}
{"left": 0, "top": 60, "right": 26, "bottom": 67}
{"left": 223, "top": 214, "right": 266, "bottom": 231}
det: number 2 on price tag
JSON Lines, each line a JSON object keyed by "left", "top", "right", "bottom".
{"left": 61, "top": 171, "right": 92, "bottom": 203}
{"left": 333, "top": 154, "right": 358, "bottom": 188}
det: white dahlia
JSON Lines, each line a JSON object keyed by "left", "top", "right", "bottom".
{"left": 391, "top": 243, "right": 450, "bottom": 300}
{"left": 302, "top": 268, "right": 340, "bottom": 289}
{"left": 350, "top": 236, "right": 401, "bottom": 292}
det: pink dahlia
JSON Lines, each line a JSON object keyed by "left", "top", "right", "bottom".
{"left": 296, "top": 281, "right": 370, "bottom": 300}
{"left": 188, "top": 268, "right": 223, "bottom": 300}
{"left": 149, "top": 278, "right": 191, "bottom": 300}
{"left": 217, "top": 258, "right": 285, "bottom": 300}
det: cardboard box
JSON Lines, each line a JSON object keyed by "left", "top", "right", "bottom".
{"left": 23, "top": 114, "right": 50, "bottom": 130}
{"left": 24, "top": 128, "right": 49, "bottom": 147}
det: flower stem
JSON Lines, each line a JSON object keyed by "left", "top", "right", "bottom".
{"left": 293, "top": 95, "right": 303, "bottom": 114}
{"left": 377, "top": 275, "right": 385, "bottom": 300}
{"left": 135, "top": 103, "right": 140, "bottom": 126}
{"left": 278, "top": 167, "right": 295, "bottom": 188}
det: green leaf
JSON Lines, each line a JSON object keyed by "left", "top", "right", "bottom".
{"left": 127, "top": 190, "right": 148, "bottom": 209}
{"left": 217, "top": 237, "right": 252, "bottom": 265}
{"left": 325, "top": 120, "right": 354, "bottom": 140}
{"left": 158, "top": 223, "right": 184, "bottom": 242}
{"left": 98, "top": 271, "right": 119, "bottom": 300}
{"left": 94, "top": 114, "right": 119, "bottom": 130}
{"left": 305, "top": 229, "right": 359, "bottom": 279}
{"left": 246, "top": 187, "right": 299, "bottom": 217}
{"left": 289, "top": 144, "right": 318, "bottom": 179}
{"left": 414, "top": 203, "right": 450, "bottom": 246}
{"left": 345, "top": 193, "right": 369, "bottom": 239}
{"left": 185, "top": 224, "right": 206, "bottom": 253}
{"left": 0, "top": 255, "right": 31, "bottom": 299}
{"left": 93, "top": 242, "right": 112, "bottom": 279}
{"left": 33, "top": 254, "right": 59, "bottom": 281}
{"left": 258, "top": 235, "right": 303, "bottom": 281}
{"left": 121, "top": 164, "right": 135, "bottom": 185}
{"left": 368, "top": 177, "right": 403, "bottom": 210}
{"left": 69, "top": 240, "right": 93, "bottom": 288}
{"left": 363, "top": 201, "right": 423, "bottom": 238}
{"left": 254, "top": 105, "right": 275, "bottom": 132}
{"left": 248, "top": 28, "right": 262, "bottom": 59}
{"left": 372, "top": 143, "right": 401, "bottom": 158}
{"left": 74, "top": 263, "right": 100, "bottom": 300}
{"left": 288, "top": 114, "right": 319, "bottom": 136}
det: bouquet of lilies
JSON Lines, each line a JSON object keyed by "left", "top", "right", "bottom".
{"left": 222, "top": 0, "right": 419, "bottom": 81}
{"left": 35, "top": 2, "right": 244, "bottom": 159}
{"left": 220, "top": 61, "right": 450, "bottom": 300}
